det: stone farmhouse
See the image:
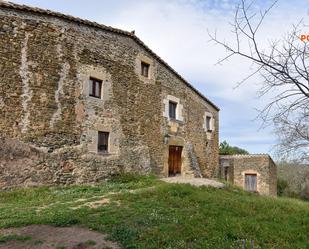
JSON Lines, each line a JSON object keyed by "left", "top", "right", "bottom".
{"left": 0, "top": 2, "right": 277, "bottom": 196}
{"left": 0, "top": 2, "right": 220, "bottom": 188}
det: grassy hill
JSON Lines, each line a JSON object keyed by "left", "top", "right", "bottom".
{"left": 0, "top": 175, "right": 308, "bottom": 249}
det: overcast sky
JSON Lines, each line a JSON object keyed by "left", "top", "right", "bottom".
{"left": 8, "top": 0, "right": 309, "bottom": 157}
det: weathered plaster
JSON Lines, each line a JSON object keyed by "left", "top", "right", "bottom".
{"left": 19, "top": 32, "right": 32, "bottom": 133}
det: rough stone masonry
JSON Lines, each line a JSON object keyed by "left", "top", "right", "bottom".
{"left": 220, "top": 154, "right": 277, "bottom": 196}
{"left": 0, "top": 2, "right": 219, "bottom": 188}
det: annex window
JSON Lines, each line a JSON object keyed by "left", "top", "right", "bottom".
{"left": 169, "top": 101, "right": 177, "bottom": 119}
{"left": 206, "top": 116, "right": 212, "bottom": 132}
{"left": 98, "top": 131, "right": 109, "bottom": 153}
{"left": 245, "top": 174, "right": 257, "bottom": 192}
{"left": 89, "top": 77, "right": 102, "bottom": 98}
{"left": 141, "top": 61, "right": 150, "bottom": 77}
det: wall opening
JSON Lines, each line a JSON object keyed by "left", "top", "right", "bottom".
{"left": 245, "top": 173, "right": 257, "bottom": 192}
{"left": 168, "top": 145, "right": 182, "bottom": 176}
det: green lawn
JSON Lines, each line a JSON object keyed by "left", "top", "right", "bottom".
{"left": 0, "top": 175, "right": 308, "bottom": 249}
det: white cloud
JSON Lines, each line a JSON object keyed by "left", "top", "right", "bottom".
{"left": 106, "top": 0, "right": 309, "bottom": 102}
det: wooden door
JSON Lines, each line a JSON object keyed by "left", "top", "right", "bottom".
{"left": 224, "top": 167, "right": 229, "bottom": 181}
{"left": 245, "top": 174, "right": 257, "bottom": 192}
{"left": 168, "top": 146, "right": 182, "bottom": 176}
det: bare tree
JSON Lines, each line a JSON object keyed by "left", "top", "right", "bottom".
{"left": 209, "top": 0, "right": 309, "bottom": 161}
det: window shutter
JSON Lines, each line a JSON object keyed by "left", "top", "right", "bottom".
{"left": 89, "top": 77, "right": 103, "bottom": 98}
{"left": 169, "top": 101, "right": 177, "bottom": 119}
{"left": 206, "top": 116, "right": 212, "bottom": 131}
{"left": 89, "top": 79, "right": 93, "bottom": 96}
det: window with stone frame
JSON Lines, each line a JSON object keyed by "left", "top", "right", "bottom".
{"left": 206, "top": 116, "right": 212, "bottom": 132}
{"left": 141, "top": 61, "right": 150, "bottom": 77}
{"left": 169, "top": 101, "right": 177, "bottom": 120}
{"left": 89, "top": 77, "right": 102, "bottom": 98}
{"left": 98, "top": 131, "right": 109, "bottom": 153}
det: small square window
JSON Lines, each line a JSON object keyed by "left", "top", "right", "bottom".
{"left": 89, "top": 77, "right": 102, "bottom": 98}
{"left": 169, "top": 101, "right": 177, "bottom": 119}
{"left": 98, "top": 131, "right": 109, "bottom": 153}
{"left": 141, "top": 62, "right": 150, "bottom": 77}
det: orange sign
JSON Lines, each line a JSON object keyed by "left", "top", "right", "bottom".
{"left": 300, "top": 35, "right": 309, "bottom": 41}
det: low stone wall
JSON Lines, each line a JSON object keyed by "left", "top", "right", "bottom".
{"left": 0, "top": 136, "right": 122, "bottom": 189}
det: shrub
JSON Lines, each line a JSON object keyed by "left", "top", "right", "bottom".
{"left": 300, "top": 180, "right": 309, "bottom": 201}
{"left": 277, "top": 178, "right": 288, "bottom": 196}
{"left": 219, "top": 140, "right": 249, "bottom": 155}
{"left": 109, "top": 172, "right": 156, "bottom": 184}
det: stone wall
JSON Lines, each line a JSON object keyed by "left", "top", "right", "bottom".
{"left": 219, "top": 155, "right": 277, "bottom": 196}
{"left": 0, "top": 3, "right": 219, "bottom": 188}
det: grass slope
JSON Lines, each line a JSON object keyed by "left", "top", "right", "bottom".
{"left": 0, "top": 175, "right": 308, "bottom": 249}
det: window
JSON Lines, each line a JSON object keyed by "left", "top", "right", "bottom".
{"left": 206, "top": 116, "right": 212, "bottom": 131}
{"left": 89, "top": 77, "right": 102, "bottom": 98}
{"left": 98, "top": 131, "right": 109, "bottom": 153}
{"left": 141, "top": 61, "right": 150, "bottom": 77}
{"left": 245, "top": 174, "right": 257, "bottom": 192}
{"left": 163, "top": 95, "right": 183, "bottom": 121}
{"left": 169, "top": 101, "right": 177, "bottom": 119}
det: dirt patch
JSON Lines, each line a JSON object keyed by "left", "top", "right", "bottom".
{"left": 0, "top": 225, "right": 119, "bottom": 249}
{"left": 86, "top": 198, "right": 110, "bottom": 209}
{"left": 71, "top": 198, "right": 112, "bottom": 210}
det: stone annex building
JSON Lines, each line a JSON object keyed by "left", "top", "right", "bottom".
{"left": 0, "top": 2, "right": 220, "bottom": 188}
{"left": 220, "top": 154, "right": 277, "bottom": 196}
{"left": 0, "top": 2, "right": 277, "bottom": 196}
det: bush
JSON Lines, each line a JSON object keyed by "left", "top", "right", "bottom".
{"left": 219, "top": 140, "right": 249, "bottom": 155}
{"left": 277, "top": 178, "right": 289, "bottom": 196}
{"left": 300, "top": 181, "right": 309, "bottom": 201}
{"left": 109, "top": 172, "right": 157, "bottom": 184}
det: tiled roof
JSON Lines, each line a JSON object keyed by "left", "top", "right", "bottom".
{"left": 0, "top": 1, "right": 220, "bottom": 111}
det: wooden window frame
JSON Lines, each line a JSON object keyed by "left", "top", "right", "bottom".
{"left": 89, "top": 77, "right": 103, "bottom": 99}
{"left": 141, "top": 61, "right": 150, "bottom": 78}
{"left": 169, "top": 101, "right": 177, "bottom": 120}
{"left": 97, "top": 131, "right": 109, "bottom": 153}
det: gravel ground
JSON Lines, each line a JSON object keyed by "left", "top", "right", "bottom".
{"left": 161, "top": 177, "right": 226, "bottom": 188}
